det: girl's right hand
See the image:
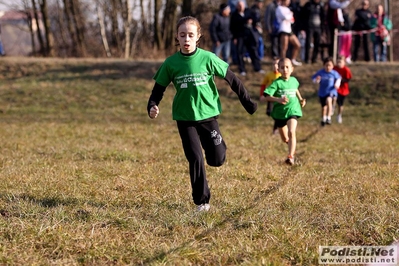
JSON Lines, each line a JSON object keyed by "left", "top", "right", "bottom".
{"left": 280, "top": 95, "right": 289, "bottom": 104}
{"left": 149, "top": 105, "right": 159, "bottom": 119}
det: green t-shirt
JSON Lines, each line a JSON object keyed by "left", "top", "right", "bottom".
{"left": 153, "top": 48, "right": 229, "bottom": 121}
{"left": 264, "top": 76, "right": 302, "bottom": 120}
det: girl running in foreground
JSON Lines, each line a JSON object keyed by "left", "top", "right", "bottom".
{"left": 147, "top": 16, "right": 257, "bottom": 212}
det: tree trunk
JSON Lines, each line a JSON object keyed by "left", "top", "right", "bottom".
{"left": 26, "top": 12, "right": 37, "bottom": 56}
{"left": 153, "top": 0, "right": 164, "bottom": 51}
{"left": 110, "top": 0, "right": 122, "bottom": 54}
{"left": 39, "top": 0, "right": 55, "bottom": 56}
{"left": 181, "top": 0, "right": 192, "bottom": 16}
{"left": 31, "top": 0, "right": 46, "bottom": 56}
{"left": 96, "top": 0, "right": 111, "bottom": 57}
{"left": 120, "top": 0, "right": 132, "bottom": 59}
{"left": 162, "top": 0, "right": 178, "bottom": 52}
{"left": 54, "top": 0, "right": 68, "bottom": 56}
{"left": 70, "top": 0, "right": 87, "bottom": 57}
{"left": 140, "top": 0, "right": 148, "bottom": 38}
{"left": 63, "top": 0, "right": 78, "bottom": 56}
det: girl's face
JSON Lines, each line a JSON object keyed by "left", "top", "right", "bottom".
{"left": 177, "top": 22, "right": 200, "bottom": 54}
{"left": 278, "top": 59, "right": 293, "bottom": 79}
{"left": 324, "top": 61, "right": 334, "bottom": 72}
{"left": 281, "top": 0, "right": 290, "bottom": 7}
{"left": 337, "top": 59, "right": 345, "bottom": 68}
{"left": 377, "top": 5, "right": 383, "bottom": 15}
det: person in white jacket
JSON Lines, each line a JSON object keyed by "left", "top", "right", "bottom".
{"left": 276, "top": 0, "right": 302, "bottom": 65}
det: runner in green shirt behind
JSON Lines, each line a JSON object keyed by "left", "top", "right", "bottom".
{"left": 264, "top": 58, "right": 306, "bottom": 165}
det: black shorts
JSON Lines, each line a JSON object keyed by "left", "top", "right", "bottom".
{"left": 274, "top": 116, "right": 299, "bottom": 128}
{"left": 337, "top": 94, "right": 346, "bottom": 106}
{"left": 319, "top": 95, "right": 335, "bottom": 107}
{"left": 279, "top": 32, "right": 293, "bottom": 38}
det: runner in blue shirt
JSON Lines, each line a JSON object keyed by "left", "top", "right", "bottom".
{"left": 311, "top": 57, "right": 341, "bottom": 126}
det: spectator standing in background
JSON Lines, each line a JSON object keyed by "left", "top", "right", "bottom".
{"left": 300, "top": 0, "right": 324, "bottom": 64}
{"left": 231, "top": 1, "right": 263, "bottom": 75}
{"left": 370, "top": 4, "right": 392, "bottom": 62}
{"left": 289, "top": 0, "right": 302, "bottom": 36}
{"left": 210, "top": 3, "right": 232, "bottom": 63}
{"left": 264, "top": 0, "right": 281, "bottom": 58}
{"left": 337, "top": 8, "right": 352, "bottom": 64}
{"left": 228, "top": 0, "right": 247, "bottom": 13}
{"left": 228, "top": 0, "right": 247, "bottom": 64}
{"left": 230, "top": 1, "right": 249, "bottom": 75}
{"left": 327, "top": 0, "right": 352, "bottom": 57}
{"left": 249, "top": 0, "right": 265, "bottom": 59}
{"left": 0, "top": 25, "right": 5, "bottom": 56}
{"left": 352, "top": 0, "right": 372, "bottom": 62}
{"left": 276, "top": 0, "right": 302, "bottom": 66}
{"left": 243, "top": 16, "right": 264, "bottom": 74}
{"left": 288, "top": 0, "right": 303, "bottom": 60}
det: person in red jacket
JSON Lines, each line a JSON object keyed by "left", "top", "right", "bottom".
{"left": 333, "top": 55, "right": 352, "bottom": 124}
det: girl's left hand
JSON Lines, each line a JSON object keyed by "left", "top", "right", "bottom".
{"left": 300, "top": 99, "right": 306, "bottom": 107}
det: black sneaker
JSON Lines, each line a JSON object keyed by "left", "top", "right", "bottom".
{"left": 321, "top": 121, "right": 326, "bottom": 127}
{"left": 326, "top": 119, "right": 331, "bottom": 125}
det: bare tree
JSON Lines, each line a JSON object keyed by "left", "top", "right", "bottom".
{"left": 38, "top": 0, "right": 55, "bottom": 56}
{"left": 62, "top": 0, "right": 78, "bottom": 56}
{"left": 181, "top": 0, "right": 192, "bottom": 16}
{"left": 162, "top": 0, "right": 179, "bottom": 53}
{"left": 153, "top": 0, "right": 164, "bottom": 51}
{"left": 26, "top": 11, "right": 37, "bottom": 55}
{"left": 96, "top": 0, "right": 111, "bottom": 57}
{"left": 109, "top": 0, "right": 122, "bottom": 54}
{"left": 120, "top": 0, "right": 132, "bottom": 58}
{"left": 70, "top": 0, "right": 87, "bottom": 56}
{"left": 31, "top": 0, "right": 45, "bottom": 55}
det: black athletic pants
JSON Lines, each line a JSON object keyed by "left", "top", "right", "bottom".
{"left": 177, "top": 118, "right": 226, "bottom": 205}
{"left": 352, "top": 33, "right": 370, "bottom": 62}
{"left": 305, "top": 28, "right": 321, "bottom": 63}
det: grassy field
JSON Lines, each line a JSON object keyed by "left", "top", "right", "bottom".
{"left": 0, "top": 57, "right": 398, "bottom": 265}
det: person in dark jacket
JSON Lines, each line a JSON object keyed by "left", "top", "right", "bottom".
{"left": 210, "top": 3, "right": 232, "bottom": 63}
{"left": 264, "top": 0, "right": 280, "bottom": 58}
{"left": 300, "top": 0, "right": 324, "bottom": 63}
{"left": 352, "top": 0, "right": 372, "bottom": 62}
{"left": 249, "top": 0, "right": 265, "bottom": 59}
{"left": 230, "top": 1, "right": 263, "bottom": 76}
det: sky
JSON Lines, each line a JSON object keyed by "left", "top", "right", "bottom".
{"left": 0, "top": 1, "right": 11, "bottom": 11}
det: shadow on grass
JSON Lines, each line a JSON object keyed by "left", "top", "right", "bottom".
{"left": 0, "top": 60, "right": 163, "bottom": 82}
{"left": 299, "top": 127, "right": 321, "bottom": 143}
{"left": 141, "top": 175, "right": 290, "bottom": 265}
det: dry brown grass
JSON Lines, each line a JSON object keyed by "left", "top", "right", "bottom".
{"left": 0, "top": 57, "right": 398, "bottom": 265}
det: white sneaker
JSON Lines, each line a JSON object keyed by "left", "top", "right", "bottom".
{"left": 240, "top": 72, "right": 247, "bottom": 77}
{"left": 292, "top": 59, "right": 302, "bottom": 66}
{"left": 197, "top": 203, "right": 210, "bottom": 212}
{"left": 337, "top": 115, "right": 342, "bottom": 124}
